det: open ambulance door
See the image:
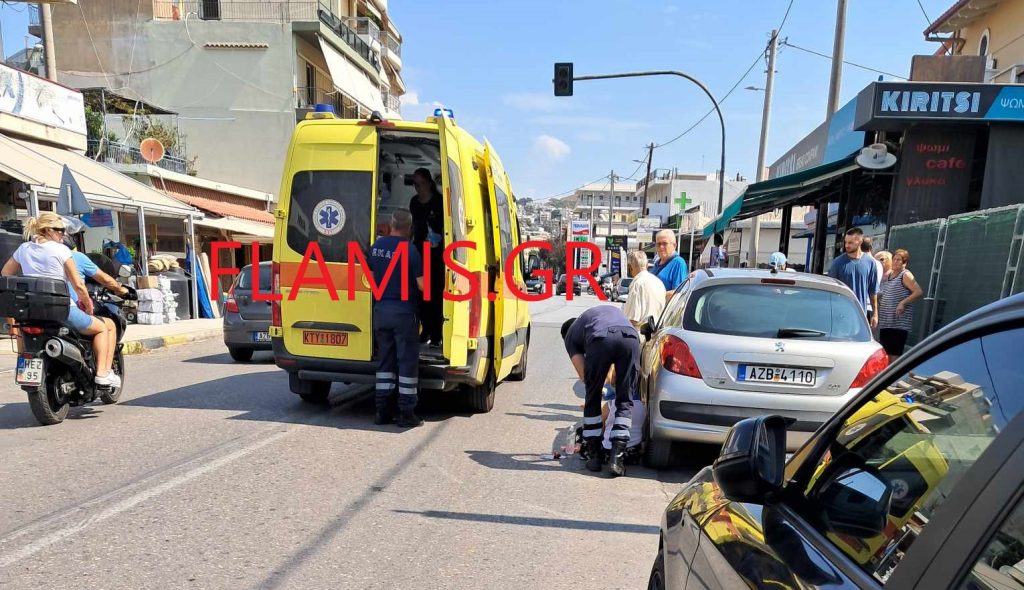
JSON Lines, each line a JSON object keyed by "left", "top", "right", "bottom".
{"left": 436, "top": 111, "right": 469, "bottom": 368}
{"left": 483, "top": 140, "right": 520, "bottom": 381}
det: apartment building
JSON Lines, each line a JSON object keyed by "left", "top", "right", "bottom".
{"left": 47, "top": 0, "right": 405, "bottom": 197}
{"left": 925, "top": 0, "right": 1024, "bottom": 83}
{"left": 568, "top": 181, "right": 639, "bottom": 238}
{"left": 636, "top": 169, "right": 747, "bottom": 229}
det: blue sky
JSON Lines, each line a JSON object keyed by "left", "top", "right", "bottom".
{"left": 3, "top": 0, "right": 953, "bottom": 200}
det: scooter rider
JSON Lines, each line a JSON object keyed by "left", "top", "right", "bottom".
{"left": 1, "top": 213, "right": 120, "bottom": 388}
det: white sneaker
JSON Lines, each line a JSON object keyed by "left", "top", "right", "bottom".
{"left": 95, "top": 372, "right": 122, "bottom": 388}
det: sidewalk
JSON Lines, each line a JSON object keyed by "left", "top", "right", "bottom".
{"left": 0, "top": 319, "right": 224, "bottom": 372}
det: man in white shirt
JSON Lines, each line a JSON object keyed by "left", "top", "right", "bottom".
{"left": 621, "top": 250, "right": 666, "bottom": 335}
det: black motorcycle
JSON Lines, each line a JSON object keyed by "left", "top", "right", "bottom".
{"left": 1, "top": 276, "right": 136, "bottom": 425}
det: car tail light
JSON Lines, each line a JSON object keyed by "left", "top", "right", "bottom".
{"left": 468, "top": 272, "right": 482, "bottom": 338}
{"left": 21, "top": 326, "right": 43, "bottom": 335}
{"left": 224, "top": 285, "right": 239, "bottom": 313}
{"left": 851, "top": 348, "right": 889, "bottom": 389}
{"left": 271, "top": 262, "right": 282, "bottom": 328}
{"left": 661, "top": 335, "right": 702, "bottom": 378}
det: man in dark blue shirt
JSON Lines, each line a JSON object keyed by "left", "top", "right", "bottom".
{"left": 561, "top": 305, "right": 640, "bottom": 477}
{"left": 370, "top": 209, "right": 425, "bottom": 428}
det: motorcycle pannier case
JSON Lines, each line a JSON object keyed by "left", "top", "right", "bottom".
{"left": 0, "top": 276, "right": 71, "bottom": 322}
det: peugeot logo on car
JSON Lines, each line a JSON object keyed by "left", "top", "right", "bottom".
{"left": 775, "top": 341, "right": 785, "bottom": 352}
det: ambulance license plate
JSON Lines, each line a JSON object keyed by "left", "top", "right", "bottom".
{"left": 16, "top": 355, "right": 43, "bottom": 386}
{"left": 302, "top": 331, "right": 348, "bottom": 346}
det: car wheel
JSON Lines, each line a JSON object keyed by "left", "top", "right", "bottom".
{"left": 647, "top": 550, "right": 666, "bottom": 590}
{"left": 643, "top": 412, "right": 675, "bottom": 469}
{"left": 464, "top": 369, "right": 496, "bottom": 413}
{"left": 228, "top": 347, "right": 254, "bottom": 362}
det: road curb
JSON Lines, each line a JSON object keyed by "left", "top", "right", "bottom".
{"left": 121, "top": 329, "right": 223, "bottom": 356}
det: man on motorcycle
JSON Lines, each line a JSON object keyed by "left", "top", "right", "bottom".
{"left": 1, "top": 213, "right": 120, "bottom": 388}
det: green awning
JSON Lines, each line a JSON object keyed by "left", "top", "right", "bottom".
{"left": 702, "top": 195, "right": 743, "bottom": 238}
{"left": 701, "top": 155, "right": 859, "bottom": 238}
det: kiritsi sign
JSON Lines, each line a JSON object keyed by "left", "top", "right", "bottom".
{"left": 855, "top": 82, "right": 1024, "bottom": 129}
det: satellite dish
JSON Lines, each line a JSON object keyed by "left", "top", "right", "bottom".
{"left": 140, "top": 138, "right": 165, "bottom": 163}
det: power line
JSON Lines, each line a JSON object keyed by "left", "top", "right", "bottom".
{"left": 654, "top": 0, "right": 796, "bottom": 149}
{"left": 915, "top": 0, "right": 932, "bottom": 25}
{"left": 781, "top": 40, "right": 907, "bottom": 80}
{"left": 536, "top": 149, "right": 649, "bottom": 202}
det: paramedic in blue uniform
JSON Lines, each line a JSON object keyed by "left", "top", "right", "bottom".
{"left": 369, "top": 209, "right": 424, "bottom": 428}
{"left": 561, "top": 305, "right": 641, "bottom": 477}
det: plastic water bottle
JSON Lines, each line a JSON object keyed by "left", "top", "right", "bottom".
{"left": 561, "top": 423, "right": 580, "bottom": 456}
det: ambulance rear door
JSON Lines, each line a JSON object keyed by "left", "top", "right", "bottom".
{"left": 483, "top": 140, "right": 520, "bottom": 381}
{"left": 436, "top": 112, "right": 469, "bottom": 367}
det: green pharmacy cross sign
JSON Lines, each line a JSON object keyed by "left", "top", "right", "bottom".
{"left": 675, "top": 191, "right": 691, "bottom": 229}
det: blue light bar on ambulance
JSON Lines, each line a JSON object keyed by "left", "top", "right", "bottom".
{"left": 433, "top": 108, "right": 455, "bottom": 119}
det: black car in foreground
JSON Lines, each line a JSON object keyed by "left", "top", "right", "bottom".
{"left": 650, "top": 292, "right": 1024, "bottom": 589}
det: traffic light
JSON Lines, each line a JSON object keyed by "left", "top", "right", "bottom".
{"left": 554, "top": 62, "right": 573, "bottom": 97}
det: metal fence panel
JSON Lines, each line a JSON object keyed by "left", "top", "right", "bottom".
{"left": 887, "top": 218, "right": 943, "bottom": 347}
{"left": 933, "top": 205, "right": 1024, "bottom": 332}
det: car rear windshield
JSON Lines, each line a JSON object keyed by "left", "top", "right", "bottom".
{"left": 287, "top": 171, "right": 372, "bottom": 263}
{"left": 236, "top": 265, "right": 272, "bottom": 290}
{"left": 683, "top": 283, "right": 871, "bottom": 342}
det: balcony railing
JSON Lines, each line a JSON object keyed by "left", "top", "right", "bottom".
{"left": 87, "top": 139, "right": 189, "bottom": 175}
{"left": 383, "top": 30, "right": 401, "bottom": 58}
{"left": 382, "top": 90, "right": 400, "bottom": 113}
{"left": 343, "top": 16, "right": 380, "bottom": 44}
{"left": 296, "top": 87, "right": 360, "bottom": 118}
{"left": 316, "top": 8, "right": 380, "bottom": 70}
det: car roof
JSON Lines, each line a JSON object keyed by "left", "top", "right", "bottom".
{"left": 693, "top": 268, "right": 848, "bottom": 290}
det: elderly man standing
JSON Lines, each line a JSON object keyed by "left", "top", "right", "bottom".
{"left": 652, "top": 229, "right": 689, "bottom": 300}
{"left": 622, "top": 250, "right": 666, "bottom": 332}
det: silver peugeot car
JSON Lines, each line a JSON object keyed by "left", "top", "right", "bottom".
{"left": 222, "top": 262, "right": 272, "bottom": 362}
{"left": 639, "top": 268, "right": 887, "bottom": 468}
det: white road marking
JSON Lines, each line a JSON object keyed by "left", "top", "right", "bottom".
{"left": 0, "top": 428, "right": 292, "bottom": 569}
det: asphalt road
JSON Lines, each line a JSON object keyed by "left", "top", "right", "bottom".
{"left": 0, "top": 294, "right": 713, "bottom": 589}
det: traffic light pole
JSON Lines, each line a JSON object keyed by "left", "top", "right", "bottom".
{"left": 567, "top": 70, "right": 727, "bottom": 225}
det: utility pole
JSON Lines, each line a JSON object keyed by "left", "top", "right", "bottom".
{"left": 608, "top": 170, "right": 615, "bottom": 240}
{"left": 640, "top": 143, "right": 654, "bottom": 218}
{"left": 826, "top": 0, "right": 848, "bottom": 120}
{"left": 747, "top": 30, "right": 778, "bottom": 268}
{"left": 39, "top": 3, "right": 57, "bottom": 82}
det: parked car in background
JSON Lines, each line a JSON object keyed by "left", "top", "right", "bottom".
{"left": 525, "top": 275, "right": 546, "bottom": 294}
{"left": 649, "top": 292, "right": 1024, "bottom": 589}
{"left": 223, "top": 262, "right": 272, "bottom": 362}
{"left": 613, "top": 277, "right": 633, "bottom": 302}
{"left": 639, "top": 268, "right": 887, "bottom": 468}
{"left": 555, "top": 273, "right": 582, "bottom": 296}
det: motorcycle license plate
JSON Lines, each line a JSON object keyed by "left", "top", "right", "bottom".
{"left": 16, "top": 355, "right": 43, "bottom": 386}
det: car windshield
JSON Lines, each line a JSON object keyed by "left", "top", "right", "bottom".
{"left": 236, "top": 265, "right": 273, "bottom": 291}
{"left": 683, "top": 283, "right": 871, "bottom": 342}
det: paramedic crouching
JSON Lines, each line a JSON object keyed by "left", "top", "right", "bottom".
{"left": 561, "top": 305, "right": 640, "bottom": 477}
{"left": 369, "top": 209, "right": 424, "bottom": 428}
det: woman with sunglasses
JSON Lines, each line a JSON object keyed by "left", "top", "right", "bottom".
{"left": 2, "top": 212, "right": 120, "bottom": 387}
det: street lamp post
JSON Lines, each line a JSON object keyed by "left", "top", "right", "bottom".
{"left": 554, "top": 68, "right": 727, "bottom": 223}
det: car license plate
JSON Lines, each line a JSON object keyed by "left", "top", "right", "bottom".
{"left": 252, "top": 331, "right": 270, "bottom": 343}
{"left": 739, "top": 364, "right": 816, "bottom": 386}
{"left": 16, "top": 355, "right": 43, "bottom": 386}
{"left": 302, "top": 331, "right": 348, "bottom": 346}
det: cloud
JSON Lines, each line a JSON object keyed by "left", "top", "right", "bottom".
{"left": 664, "top": 5, "right": 679, "bottom": 13}
{"left": 503, "top": 92, "right": 571, "bottom": 113}
{"left": 532, "top": 134, "right": 571, "bottom": 161}
{"left": 400, "top": 92, "right": 420, "bottom": 106}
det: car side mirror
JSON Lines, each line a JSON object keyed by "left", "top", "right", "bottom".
{"left": 812, "top": 466, "right": 892, "bottom": 538}
{"left": 641, "top": 316, "right": 657, "bottom": 339}
{"left": 713, "top": 415, "right": 787, "bottom": 502}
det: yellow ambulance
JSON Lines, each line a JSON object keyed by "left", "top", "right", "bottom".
{"left": 270, "top": 107, "right": 533, "bottom": 412}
